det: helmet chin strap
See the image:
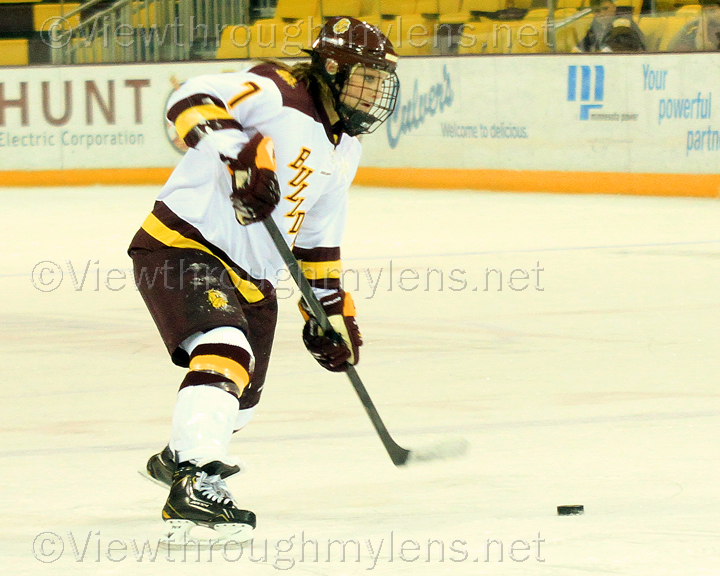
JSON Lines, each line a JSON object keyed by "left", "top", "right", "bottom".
{"left": 334, "top": 103, "right": 378, "bottom": 137}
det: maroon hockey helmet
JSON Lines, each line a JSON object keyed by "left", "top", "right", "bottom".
{"left": 309, "top": 16, "right": 399, "bottom": 136}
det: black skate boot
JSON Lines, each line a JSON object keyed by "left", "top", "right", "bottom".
{"left": 161, "top": 460, "right": 255, "bottom": 547}
{"left": 142, "top": 445, "right": 176, "bottom": 488}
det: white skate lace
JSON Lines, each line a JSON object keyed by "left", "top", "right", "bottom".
{"left": 195, "top": 472, "right": 236, "bottom": 506}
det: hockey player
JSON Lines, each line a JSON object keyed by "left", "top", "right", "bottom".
{"left": 129, "top": 16, "right": 399, "bottom": 544}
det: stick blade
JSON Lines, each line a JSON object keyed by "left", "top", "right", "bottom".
{"left": 404, "top": 437, "right": 470, "bottom": 465}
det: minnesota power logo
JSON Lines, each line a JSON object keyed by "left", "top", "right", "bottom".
{"left": 567, "top": 65, "right": 605, "bottom": 120}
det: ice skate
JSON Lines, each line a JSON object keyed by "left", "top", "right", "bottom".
{"left": 160, "top": 460, "right": 255, "bottom": 549}
{"left": 139, "top": 445, "right": 176, "bottom": 488}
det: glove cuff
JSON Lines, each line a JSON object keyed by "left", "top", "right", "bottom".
{"left": 298, "top": 290, "right": 356, "bottom": 321}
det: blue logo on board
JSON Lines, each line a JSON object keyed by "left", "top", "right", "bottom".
{"left": 568, "top": 65, "right": 604, "bottom": 120}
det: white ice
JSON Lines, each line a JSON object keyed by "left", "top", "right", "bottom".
{"left": 1, "top": 185, "right": 719, "bottom": 575}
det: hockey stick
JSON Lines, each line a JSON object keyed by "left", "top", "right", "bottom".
{"left": 263, "top": 217, "right": 468, "bottom": 467}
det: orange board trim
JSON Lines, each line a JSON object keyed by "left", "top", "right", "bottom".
{"left": 0, "top": 167, "right": 718, "bottom": 197}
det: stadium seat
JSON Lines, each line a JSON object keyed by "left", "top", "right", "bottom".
{"left": 217, "top": 18, "right": 316, "bottom": 59}
{"left": 0, "top": 38, "right": 29, "bottom": 65}
{"left": 33, "top": 4, "right": 81, "bottom": 31}
{"left": 556, "top": 0, "right": 588, "bottom": 10}
{"left": 658, "top": 10, "right": 699, "bottom": 50}
{"left": 508, "top": 20, "right": 550, "bottom": 53}
{"left": 638, "top": 15, "right": 668, "bottom": 51}
{"left": 216, "top": 25, "right": 250, "bottom": 59}
{"left": 415, "top": 0, "right": 463, "bottom": 15}
{"left": 320, "top": 0, "right": 364, "bottom": 19}
{"left": 379, "top": 0, "right": 418, "bottom": 15}
{"left": 441, "top": 0, "right": 507, "bottom": 24}
{"left": 274, "top": 0, "right": 320, "bottom": 21}
{"left": 675, "top": 4, "right": 702, "bottom": 14}
{"left": 217, "top": 0, "right": 321, "bottom": 61}
{"left": 457, "top": 18, "right": 499, "bottom": 53}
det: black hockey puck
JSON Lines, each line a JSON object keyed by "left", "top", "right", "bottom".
{"left": 557, "top": 505, "right": 584, "bottom": 516}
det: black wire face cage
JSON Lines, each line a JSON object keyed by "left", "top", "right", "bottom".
{"left": 335, "top": 69, "right": 399, "bottom": 137}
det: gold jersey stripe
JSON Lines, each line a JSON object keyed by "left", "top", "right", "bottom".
{"left": 141, "top": 213, "right": 264, "bottom": 303}
{"left": 190, "top": 354, "right": 250, "bottom": 389}
{"left": 299, "top": 260, "right": 342, "bottom": 280}
{"left": 174, "top": 104, "right": 234, "bottom": 139}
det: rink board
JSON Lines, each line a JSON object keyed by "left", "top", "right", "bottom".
{"left": 0, "top": 54, "right": 719, "bottom": 195}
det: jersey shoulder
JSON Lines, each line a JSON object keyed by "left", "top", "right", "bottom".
{"left": 248, "top": 62, "right": 320, "bottom": 121}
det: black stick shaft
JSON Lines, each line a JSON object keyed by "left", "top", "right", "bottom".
{"left": 263, "top": 217, "right": 410, "bottom": 466}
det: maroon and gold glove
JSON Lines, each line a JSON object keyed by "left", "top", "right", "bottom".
{"left": 300, "top": 291, "right": 362, "bottom": 372}
{"left": 223, "top": 133, "right": 280, "bottom": 225}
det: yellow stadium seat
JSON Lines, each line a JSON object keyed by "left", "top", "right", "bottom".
{"left": 639, "top": 16, "right": 668, "bottom": 51}
{"left": 320, "top": 0, "right": 386, "bottom": 30}
{"left": 33, "top": 4, "right": 81, "bottom": 31}
{"left": 658, "top": 11, "right": 699, "bottom": 50}
{"left": 466, "top": 0, "right": 507, "bottom": 12}
{"left": 439, "top": 0, "right": 508, "bottom": 25}
{"left": 457, "top": 18, "right": 498, "bottom": 53}
{"left": 244, "top": 0, "right": 320, "bottom": 58}
{"left": 248, "top": 18, "right": 317, "bottom": 58}
{"left": 415, "top": 0, "right": 463, "bottom": 15}
{"left": 0, "top": 39, "right": 28, "bottom": 65}
{"left": 485, "top": 20, "right": 512, "bottom": 53}
{"left": 509, "top": 20, "right": 551, "bottom": 53}
{"left": 216, "top": 25, "right": 251, "bottom": 59}
{"left": 556, "top": 0, "right": 588, "bottom": 9}
{"left": 275, "top": 0, "right": 320, "bottom": 20}
{"left": 376, "top": 0, "right": 462, "bottom": 54}
{"left": 379, "top": 0, "right": 418, "bottom": 15}
{"left": 321, "top": 0, "right": 364, "bottom": 18}
{"left": 379, "top": 13, "right": 440, "bottom": 55}
{"left": 673, "top": 0, "right": 704, "bottom": 9}
{"left": 676, "top": 4, "right": 702, "bottom": 14}
{"left": 360, "top": 0, "right": 381, "bottom": 15}
{"left": 525, "top": 7, "right": 548, "bottom": 19}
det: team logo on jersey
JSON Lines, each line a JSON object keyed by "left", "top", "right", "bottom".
{"left": 275, "top": 69, "right": 298, "bottom": 88}
{"left": 207, "top": 289, "right": 229, "bottom": 309}
{"left": 333, "top": 18, "right": 351, "bottom": 34}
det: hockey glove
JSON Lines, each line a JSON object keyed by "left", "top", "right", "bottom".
{"left": 223, "top": 133, "right": 280, "bottom": 225}
{"left": 300, "top": 291, "right": 362, "bottom": 372}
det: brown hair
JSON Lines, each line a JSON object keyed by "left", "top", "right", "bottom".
{"left": 260, "top": 58, "right": 334, "bottom": 108}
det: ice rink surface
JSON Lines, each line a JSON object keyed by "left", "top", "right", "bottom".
{"left": 1, "top": 185, "right": 719, "bottom": 575}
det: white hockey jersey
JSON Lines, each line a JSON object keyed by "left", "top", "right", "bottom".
{"left": 130, "top": 62, "right": 362, "bottom": 303}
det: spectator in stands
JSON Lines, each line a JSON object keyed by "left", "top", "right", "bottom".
{"left": 495, "top": 0, "right": 528, "bottom": 21}
{"left": 575, "top": 0, "right": 646, "bottom": 52}
{"left": 667, "top": 0, "right": 720, "bottom": 51}
{"left": 600, "top": 19, "right": 647, "bottom": 51}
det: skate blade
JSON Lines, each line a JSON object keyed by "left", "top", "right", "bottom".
{"left": 137, "top": 469, "right": 170, "bottom": 489}
{"left": 159, "top": 520, "right": 254, "bottom": 550}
